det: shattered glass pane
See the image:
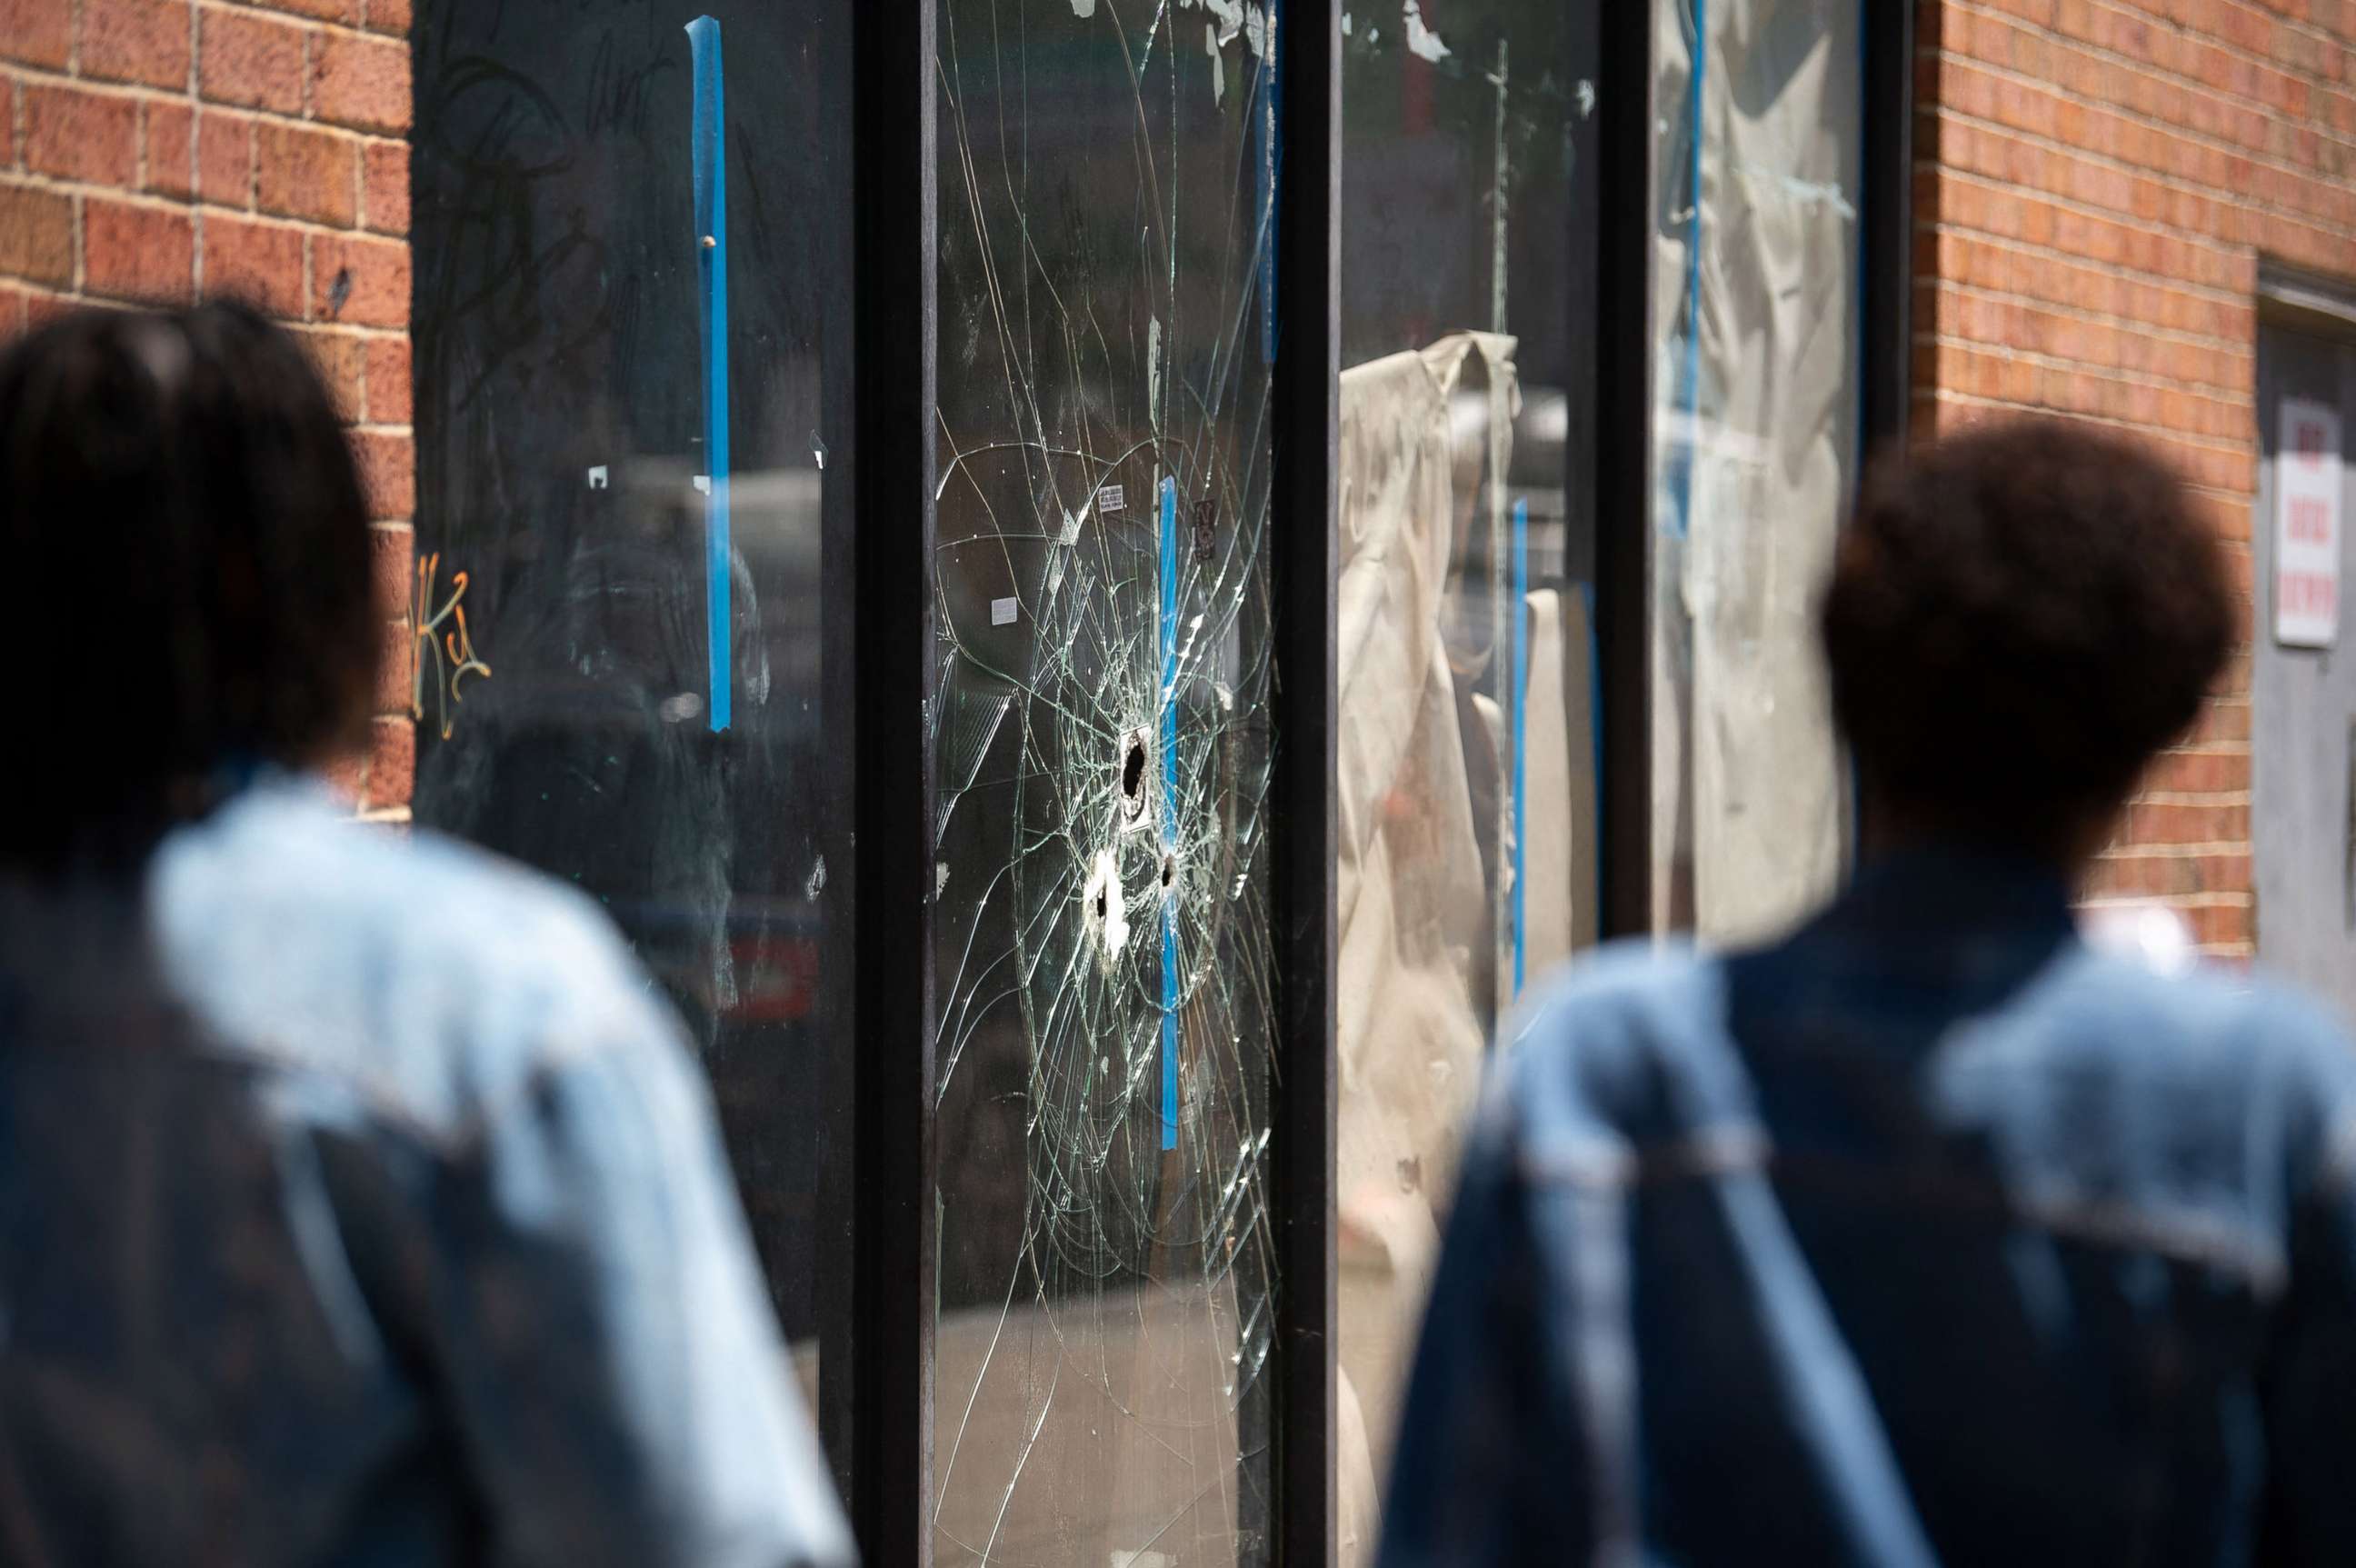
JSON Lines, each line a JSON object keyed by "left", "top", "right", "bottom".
{"left": 1333, "top": 5, "right": 1602, "bottom": 1558}
{"left": 932, "top": 2, "right": 1277, "bottom": 1563}
{"left": 1652, "top": 0, "right": 1862, "bottom": 941}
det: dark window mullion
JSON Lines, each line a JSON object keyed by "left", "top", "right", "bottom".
{"left": 1595, "top": 1, "right": 1661, "bottom": 941}
{"left": 847, "top": 0, "right": 939, "bottom": 1563}
{"left": 1270, "top": 1, "right": 1342, "bottom": 1563}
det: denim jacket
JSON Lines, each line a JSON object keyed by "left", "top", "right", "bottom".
{"left": 1380, "top": 850, "right": 2356, "bottom": 1567}
{"left": 0, "top": 778, "right": 854, "bottom": 1567}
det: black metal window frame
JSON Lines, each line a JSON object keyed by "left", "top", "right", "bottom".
{"left": 834, "top": 5, "right": 1914, "bottom": 1563}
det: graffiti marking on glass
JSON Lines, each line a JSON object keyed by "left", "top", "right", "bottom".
{"left": 932, "top": 0, "right": 1279, "bottom": 1558}
{"left": 410, "top": 551, "right": 492, "bottom": 741}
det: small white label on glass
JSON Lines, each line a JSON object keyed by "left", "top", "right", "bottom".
{"left": 991, "top": 596, "right": 1020, "bottom": 626}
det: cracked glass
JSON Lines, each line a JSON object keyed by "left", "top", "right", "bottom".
{"left": 930, "top": 3, "right": 1279, "bottom": 1563}
{"left": 1333, "top": 3, "right": 1602, "bottom": 1557}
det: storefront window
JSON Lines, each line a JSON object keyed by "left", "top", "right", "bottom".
{"left": 930, "top": 4, "right": 1278, "bottom": 1562}
{"left": 409, "top": 0, "right": 851, "bottom": 1436}
{"left": 1651, "top": 0, "right": 1864, "bottom": 941}
{"left": 1334, "top": 2, "right": 1603, "bottom": 1556}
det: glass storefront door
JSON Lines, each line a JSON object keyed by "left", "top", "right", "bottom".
{"left": 929, "top": 6, "right": 1281, "bottom": 1562}
{"left": 409, "top": 3, "right": 1893, "bottom": 1558}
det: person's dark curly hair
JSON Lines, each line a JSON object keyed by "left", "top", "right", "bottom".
{"left": 1822, "top": 417, "right": 2236, "bottom": 858}
{"left": 0, "top": 301, "right": 377, "bottom": 875}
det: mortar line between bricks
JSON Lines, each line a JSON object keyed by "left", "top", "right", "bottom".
{"left": 0, "top": 58, "right": 404, "bottom": 143}
{"left": 1928, "top": 18, "right": 2356, "bottom": 196}
{"left": 2083, "top": 892, "right": 2254, "bottom": 908}
{"left": 1911, "top": 388, "right": 2265, "bottom": 473}
{"left": 1941, "top": 0, "right": 2356, "bottom": 143}
{"left": 1927, "top": 94, "right": 2356, "bottom": 252}
{"left": 1912, "top": 327, "right": 2261, "bottom": 409}
{"left": 1906, "top": 359, "right": 2259, "bottom": 460}
{"left": 0, "top": 172, "right": 396, "bottom": 245}
{"left": 194, "top": 1, "right": 415, "bottom": 53}
{"left": 1911, "top": 207, "right": 2257, "bottom": 311}
{"left": 1917, "top": 330, "right": 2261, "bottom": 410}
{"left": 1915, "top": 133, "right": 2307, "bottom": 284}
{"left": 2100, "top": 843, "right": 2261, "bottom": 859}
{"left": 1919, "top": 275, "right": 2257, "bottom": 359}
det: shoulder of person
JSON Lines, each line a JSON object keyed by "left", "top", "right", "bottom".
{"left": 2054, "top": 947, "right": 2354, "bottom": 1090}
{"left": 1480, "top": 942, "right": 1741, "bottom": 1172}
{"left": 149, "top": 775, "right": 677, "bottom": 1144}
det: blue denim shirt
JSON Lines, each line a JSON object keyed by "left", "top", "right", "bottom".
{"left": 0, "top": 778, "right": 854, "bottom": 1567}
{"left": 1381, "top": 850, "right": 2356, "bottom": 1567}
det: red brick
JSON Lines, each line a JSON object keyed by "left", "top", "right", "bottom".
{"left": 256, "top": 120, "right": 356, "bottom": 227}
{"left": 362, "top": 138, "right": 407, "bottom": 235}
{"left": 299, "top": 325, "right": 364, "bottom": 419}
{"left": 2121, "top": 799, "right": 2251, "bottom": 848}
{"left": 2086, "top": 851, "right": 2255, "bottom": 901}
{"left": 2144, "top": 748, "right": 2251, "bottom": 795}
{"left": 198, "top": 108, "right": 255, "bottom": 207}
{"left": 0, "top": 280, "right": 29, "bottom": 336}
{"left": 145, "top": 100, "right": 197, "bottom": 198}
{"left": 364, "top": 0, "right": 410, "bottom": 35}
{"left": 2186, "top": 904, "right": 2255, "bottom": 949}
{"left": 201, "top": 212, "right": 304, "bottom": 316}
{"left": 21, "top": 287, "right": 77, "bottom": 328}
{"left": 198, "top": 6, "right": 307, "bottom": 116}
{"left": 311, "top": 26, "right": 408, "bottom": 135}
{"left": 311, "top": 230, "right": 405, "bottom": 326}
{"left": 374, "top": 614, "right": 415, "bottom": 714}
{"left": 352, "top": 429, "right": 413, "bottom": 518}
{"left": 0, "top": 184, "right": 75, "bottom": 287}
{"left": 0, "top": 76, "right": 13, "bottom": 169}
{"left": 85, "top": 196, "right": 196, "bottom": 303}
{"left": 363, "top": 332, "right": 408, "bottom": 423}
{"left": 363, "top": 715, "right": 414, "bottom": 810}
{"left": 83, "top": 0, "right": 195, "bottom": 90}
{"left": 25, "top": 84, "right": 141, "bottom": 187}
{"left": 368, "top": 521, "right": 413, "bottom": 619}
{"left": 0, "top": 0, "right": 73, "bottom": 68}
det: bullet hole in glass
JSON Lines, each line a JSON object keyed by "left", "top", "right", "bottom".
{"left": 1121, "top": 732, "right": 1149, "bottom": 823}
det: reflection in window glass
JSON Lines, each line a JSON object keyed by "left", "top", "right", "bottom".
{"left": 931, "top": 4, "right": 1277, "bottom": 1563}
{"left": 1652, "top": 0, "right": 1862, "bottom": 942}
{"left": 410, "top": 0, "right": 847, "bottom": 1436}
{"left": 1335, "top": 4, "right": 1602, "bottom": 1557}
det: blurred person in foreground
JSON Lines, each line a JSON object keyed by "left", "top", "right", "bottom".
{"left": 0, "top": 302, "right": 853, "bottom": 1567}
{"left": 1381, "top": 417, "right": 2356, "bottom": 1566}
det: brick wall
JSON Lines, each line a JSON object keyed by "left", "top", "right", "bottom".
{"left": 1915, "top": 0, "right": 2356, "bottom": 957}
{"left": 0, "top": 0, "right": 414, "bottom": 818}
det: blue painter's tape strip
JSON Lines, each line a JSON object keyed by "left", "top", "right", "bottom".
{"left": 1671, "top": 0, "right": 1707, "bottom": 542}
{"left": 1511, "top": 497, "right": 1528, "bottom": 999}
{"left": 688, "top": 15, "right": 731, "bottom": 733}
{"left": 1160, "top": 475, "right": 1181, "bottom": 1150}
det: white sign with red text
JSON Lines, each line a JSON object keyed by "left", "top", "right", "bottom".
{"left": 2277, "top": 397, "right": 2342, "bottom": 648}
